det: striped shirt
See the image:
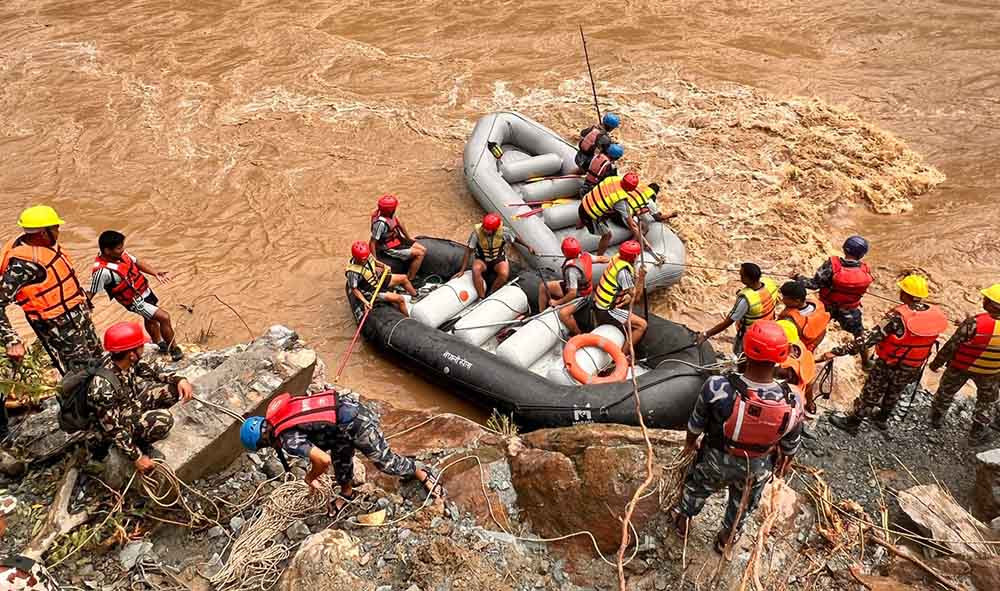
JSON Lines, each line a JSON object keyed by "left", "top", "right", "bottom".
{"left": 89, "top": 254, "right": 142, "bottom": 297}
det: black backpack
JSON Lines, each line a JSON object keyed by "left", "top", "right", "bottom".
{"left": 57, "top": 364, "right": 121, "bottom": 433}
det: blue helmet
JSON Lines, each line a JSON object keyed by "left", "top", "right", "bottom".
{"left": 602, "top": 112, "right": 621, "bottom": 130}
{"left": 606, "top": 143, "right": 624, "bottom": 160}
{"left": 843, "top": 235, "right": 869, "bottom": 258}
{"left": 240, "top": 416, "right": 267, "bottom": 451}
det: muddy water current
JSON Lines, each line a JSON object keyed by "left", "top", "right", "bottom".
{"left": 1, "top": 1, "right": 997, "bottom": 415}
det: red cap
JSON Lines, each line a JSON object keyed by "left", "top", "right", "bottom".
{"left": 561, "top": 236, "right": 582, "bottom": 259}
{"left": 482, "top": 213, "right": 502, "bottom": 232}
{"left": 743, "top": 321, "right": 791, "bottom": 364}
{"left": 618, "top": 240, "right": 641, "bottom": 262}
{"left": 621, "top": 172, "right": 639, "bottom": 192}
{"left": 351, "top": 240, "right": 370, "bottom": 260}
{"left": 377, "top": 194, "right": 398, "bottom": 215}
{"left": 104, "top": 321, "right": 150, "bottom": 353}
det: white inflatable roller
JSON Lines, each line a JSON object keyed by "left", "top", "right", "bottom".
{"left": 500, "top": 153, "right": 563, "bottom": 183}
{"left": 496, "top": 308, "right": 564, "bottom": 368}
{"left": 573, "top": 324, "right": 627, "bottom": 378}
{"left": 518, "top": 177, "right": 581, "bottom": 202}
{"left": 542, "top": 203, "right": 581, "bottom": 230}
{"left": 410, "top": 272, "right": 478, "bottom": 328}
{"left": 452, "top": 284, "right": 528, "bottom": 347}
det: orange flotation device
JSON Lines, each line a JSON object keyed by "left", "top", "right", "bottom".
{"left": 563, "top": 333, "right": 629, "bottom": 384}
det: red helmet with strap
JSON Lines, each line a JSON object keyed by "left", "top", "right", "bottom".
{"left": 482, "top": 213, "right": 502, "bottom": 232}
{"left": 618, "top": 240, "right": 641, "bottom": 262}
{"left": 351, "top": 241, "right": 370, "bottom": 260}
{"left": 621, "top": 172, "right": 639, "bottom": 192}
{"left": 104, "top": 321, "right": 150, "bottom": 352}
{"left": 561, "top": 236, "right": 582, "bottom": 259}
{"left": 743, "top": 320, "right": 790, "bottom": 363}
{"left": 377, "top": 194, "right": 398, "bottom": 215}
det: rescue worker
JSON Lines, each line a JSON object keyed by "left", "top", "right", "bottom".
{"left": 87, "top": 322, "right": 194, "bottom": 474}
{"left": 820, "top": 274, "right": 949, "bottom": 434}
{"left": 697, "top": 263, "right": 780, "bottom": 357}
{"left": 575, "top": 112, "right": 620, "bottom": 170}
{"left": 578, "top": 172, "right": 675, "bottom": 257}
{"left": 777, "top": 281, "right": 831, "bottom": 352}
{"left": 89, "top": 230, "right": 182, "bottom": 361}
{"left": 347, "top": 241, "right": 415, "bottom": 317}
{"left": 454, "top": 213, "right": 535, "bottom": 299}
{"left": 578, "top": 143, "right": 624, "bottom": 197}
{"left": 240, "top": 388, "right": 444, "bottom": 512}
{"left": 928, "top": 284, "right": 1000, "bottom": 442}
{"left": 368, "top": 194, "right": 427, "bottom": 281}
{"left": 591, "top": 240, "right": 646, "bottom": 357}
{"left": 674, "top": 321, "right": 803, "bottom": 553}
{"left": 792, "top": 236, "right": 874, "bottom": 368}
{"left": 0, "top": 206, "right": 101, "bottom": 373}
{"left": 537, "top": 237, "right": 609, "bottom": 336}
{"left": 776, "top": 319, "right": 819, "bottom": 413}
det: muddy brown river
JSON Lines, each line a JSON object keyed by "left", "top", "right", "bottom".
{"left": 1, "top": 1, "right": 997, "bottom": 415}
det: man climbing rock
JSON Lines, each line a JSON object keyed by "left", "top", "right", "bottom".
{"left": 674, "top": 321, "right": 804, "bottom": 553}
{"left": 698, "top": 263, "right": 779, "bottom": 357}
{"left": 575, "top": 112, "right": 619, "bottom": 170}
{"left": 0, "top": 205, "right": 101, "bottom": 373}
{"left": 928, "top": 283, "right": 1000, "bottom": 442}
{"left": 792, "top": 235, "right": 874, "bottom": 368}
{"left": 90, "top": 230, "right": 183, "bottom": 361}
{"left": 454, "top": 213, "right": 535, "bottom": 299}
{"left": 820, "top": 274, "right": 948, "bottom": 434}
{"left": 240, "top": 389, "right": 444, "bottom": 513}
{"left": 87, "top": 321, "right": 194, "bottom": 473}
{"left": 368, "top": 194, "right": 427, "bottom": 281}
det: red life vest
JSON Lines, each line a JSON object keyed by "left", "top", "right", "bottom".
{"left": 584, "top": 153, "right": 614, "bottom": 186}
{"left": 578, "top": 126, "right": 603, "bottom": 155}
{"left": 819, "top": 256, "right": 873, "bottom": 310}
{"left": 265, "top": 391, "right": 340, "bottom": 437}
{"left": 720, "top": 375, "right": 800, "bottom": 459}
{"left": 875, "top": 304, "right": 949, "bottom": 368}
{"left": 948, "top": 313, "right": 1000, "bottom": 375}
{"left": 370, "top": 211, "right": 402, "bottom": 249}
{"left": 562, "top": 252, "right": 594, "bottom": 296}
{"left": 93, "top": 253, "right": 149, "bottom": 306}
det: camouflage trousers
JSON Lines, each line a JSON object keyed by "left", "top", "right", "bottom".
{"left": 853, "top": 359, "right": 921, "bottom": 419}
{"left": 678, "top": 446, "right": 773, "bottom": 534}
{"left": 112, "top": 386, "right": 179, "bottom": 454}
{"left": 828, "top": 306, "right": 864, "bottom": 337}
{"left": 28, "top": 307, "right": 102, "bottom": 374}
{"left": 932, "top": 367, "right": 1000, "bottom": 427}
{"left": 331, "top": 401, "right": 419, "bottom": 486}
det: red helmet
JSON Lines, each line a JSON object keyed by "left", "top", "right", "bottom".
{"left": 621, "top": 172, "right": 639, "bottom": 192}
{"left": 561, "top": 237, "right": 582, "bottom": 259}
{"left": 618, "top": 240, "right": 641, "bottom": 262}
{"left": 377, "top": 194, "right": 398, "bottom": 215}
{"left": 104, "top": 321, "right": 150, "bottom": 353}
{"left": 351, "top": 240, "right": 370, "bottom": 260}
{"left": 482, "top": 213, "right": 502, "bottom": 232}
{"left": 743, "top": 320, "right": 790, "bottom": 364}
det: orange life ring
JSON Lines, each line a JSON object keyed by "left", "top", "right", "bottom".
{"left": 563, "top": 333, "right": 629, "bottom": 385}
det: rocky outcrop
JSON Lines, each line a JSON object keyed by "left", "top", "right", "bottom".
{"left": 898, "top": 483, "right": 995, "bottom": 556}
{"left": 975, "top": 448, "right": 1000, "bottom": 522}
{"left": 279, "top": 529, "right": 370, "bottom": 591}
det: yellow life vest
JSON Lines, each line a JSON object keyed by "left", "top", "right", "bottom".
{"left": 739, "top": 277, "right": 779, "bottom": 327}
{"left": 345, "top": 255, "right": 379, "bottom": 290}
{"left": 581, "top": 176, "right": 657, "bottom": 220}
{"left": 475, "top": 223, "right": 507, "bottom": 262}
{"left": 593, "top": 255, "right": 634, "bottom": 311}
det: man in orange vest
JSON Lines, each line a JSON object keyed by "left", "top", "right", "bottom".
{"left": 777, "top": 281, "right": 830, "bottom": 352}
{"left": 928, "top": 284, "right": 1000, "bottom": 443}
{"left": 820, "top": 274, "right": 948, "bottom": 434}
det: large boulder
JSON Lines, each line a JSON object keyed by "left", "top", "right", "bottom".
{"left": 278, "top": 529, "right": 370, "bottom": 591}
{"left": 975, "top": 448, "right": 1000, "bottom": 521}
{"left": 898, "top": 484, "right": 994, "bottom": 556}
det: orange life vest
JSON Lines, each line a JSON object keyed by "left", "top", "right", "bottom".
{"left": 370, "top": 211, "right": 403, "bottom": 249}
{"left": 780, "top": 344, "right": 817, "bottom": 391}
{"left": 562, "top": 252, "right": 594, "bottom": 296}
{"left": 266, "top": 391, "right": 340, "bottom": 437}
{"left": 819, "top": 256, "right": 873, "bottom": 310}
{"left": 0, "top": 238, "right": 87, "bottom": 321}
{"left": 875, "top": 304, "right": 949, "bottom": 368}
{"left": 584, "top": 153, "right": 614, "bottom": 186}
{"left": 578, "top": 126, "right": 604, "bottom": 155}
{"left": 778, "top": 299, "right": 831, "bottom": 352}
{"left": 948, "top": 313, "right": 1000, "bottom": 375}
{"left": 717, "top": 375, "right": 800, "bottom": 459}
{"left": 93, "top": 252, "right": 149, "bottom": 306}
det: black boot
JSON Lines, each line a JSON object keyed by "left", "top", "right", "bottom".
{"left": 929, "top": 408, "right": 944, "bottom": 429}
{"left": 969, "top": 422, "right": 992, "bottom": 445}
{"left": 829, "top": 412, "right": 863, "bottom": 435}
{"left": 871, "top": 411, "right": 891, "bottom": 431}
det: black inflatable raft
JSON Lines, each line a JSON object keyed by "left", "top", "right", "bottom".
{"left": 346, "top": 238, "right": 715, "bottom": 431}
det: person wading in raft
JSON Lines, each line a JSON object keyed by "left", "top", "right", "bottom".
{"left": 577, "top": 172, "right": 676, "bottom": 258}
{"left": 368, "top": 194, "right": 426, "bottom": 281}
{"left": 347, "top": 241, "right": 415, "bottom": 317}
{"left": 590, "top": 240, "right": 646, "bottom": 358}
{"left": 537, "top": 236, "right": 609, "bottom": 336}
{"left": 697, "top": 263, "right": 780, "bottom": 358}
{"left": 89, "top": 230, "right": 183, "bottom": 361}
{"left": 454, "top": 213, "right": 535, "bottom": 299}
{"left": 575, "top": 112, "right": 620, "bottom": 171}
{"left": 240, "top": 388, "right": 444, "bottom": 513}
{"left": 578, "top": 142, "right": 624, "bottom": 197}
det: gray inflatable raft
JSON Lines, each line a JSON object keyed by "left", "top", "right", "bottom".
{"left": 463, "top": 111, "right": 685, "bottom": 290}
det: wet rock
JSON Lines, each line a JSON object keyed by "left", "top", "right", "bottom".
{"left": 0, "top": 450, "right": 26, "bottom": 476}
{"left": 898, "top": 484, "right": 992, "bottom": 556}
{"left": 278, "top": 529, "right": 363, "bottom": 590}
{"left": 103, "top": 448, "right": 133, "bottom": 491}
{"left": 974, "top": 448, "right": 1000, "bottom": 521}
{"left": 285, "top": 521, "right": 311, "bottom": 542}
{"left": 119, "top": 541, "right": 153, "bottom": 570}
{"left": 9, "top": 402, "right": 83, "bottom": 463}
{"left": 207, "top": 526, "right": 225, "bottom": 539}
{"left": 229, "top": 516, "right": 245, "bottom": 532}
{"left": 262, "top": 458, "right": 285, "bottom": 479}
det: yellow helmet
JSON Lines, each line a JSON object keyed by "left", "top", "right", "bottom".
{"left": 982, "top": 283, "right": 1000, "bottom": 305}
{"left": 776, "top": 319, "right": 802, "bottom": 345}
{"left": 897, "top": 274, "right": 930, "bottom": 299}
{"left": 17, "top": 205, "right": 65, "bottom": 230}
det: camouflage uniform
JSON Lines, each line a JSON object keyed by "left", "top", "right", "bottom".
{"left": 930, "top": 316, "right": 1000, "bottom": 429}
{"left": 796, "top": 259, "right": 865, "bottom": 336}
{"left": 0, "top": 257, "right": 101, "bottom": 373}
{"left": 278, "top": 394, "right": 420, "bottom": 486}
{"left": 87, "top": 354, "right": 182, "bottom": 461}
